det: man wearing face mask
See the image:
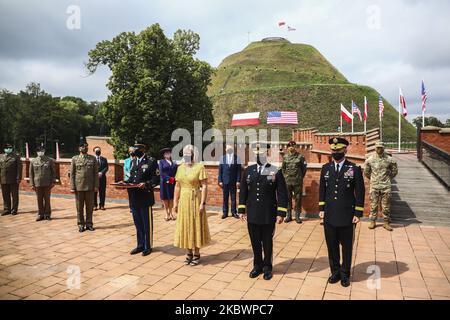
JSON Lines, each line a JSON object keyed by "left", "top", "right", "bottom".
{"left": 238, "top": 143, "right": 288, "bottom": 281}
{"left": 93, "top": 146, "right": 108, "bottom": 211}
{"left": 128, "top": 142, "right": 159, "bottom": 256}
{"left": 218, "top": 144, "right": 242, "bottom": 219}
{"left": 319, "top": 137, "right": 365, "bottom": 287}
{"left": 282, "top": 141, "right": 307, "bottom": 224}
{"left": 29, "top": 145, "right": 56, "bottom": 221}
{"left": 364, "top": 142, "right": 398, "bottom": 231}
{"left": 70, "top": 139, "right": 99, "bottom": 232}
{"left": 0, "top": 143, "right": 22, "bottom": 216}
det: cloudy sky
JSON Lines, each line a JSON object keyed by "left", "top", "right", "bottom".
{"left": 1, "top": 0, "right": 449, "bottom": 121}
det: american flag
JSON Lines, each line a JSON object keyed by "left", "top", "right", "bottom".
{"left": 421, "top": 80, "right": 427, "bottom": 112}
{"left": 351, "top": 101, "right": 362, "bottom": 122}
{"left": 267, "top": 111, "right": 298, "bottom": 125}
{"left": 379, "top": 95, "right": 384, "bottom": 119}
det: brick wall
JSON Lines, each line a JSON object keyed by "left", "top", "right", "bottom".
{"left": 86, "top": 136, "right": 115, "bottom": 160}
{"left": 421, "top": 127, "right": 450, "bottom": 154}
{"left": 20, "top": 159, "right": 371, "bottom": 215}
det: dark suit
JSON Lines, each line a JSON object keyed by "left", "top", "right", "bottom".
{"left": 0, "top": 153, "right": 22, "bottom": 214}
{"left": 319, "top": 159, "right": 365, "bottom": 278}
{"left": 238, "top": 163, "right": 288, "bottom": 271}
{"left": 218, "top": 154, "right": 241, "bottom": 215}
{"left": 94, "top": 155, "right": 108, "bottom": 208}
{"left": 128, "top": 155, "right": 159, "bottom": 251}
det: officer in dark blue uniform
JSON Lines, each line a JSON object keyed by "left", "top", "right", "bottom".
{"left": 319, "top": 137, "right": 365, "bottom": 287}
{"left": 128, "top": 142, "right": 159, "bottom": 256}
{"left": 238, "top": 143, "right": 288, "bottom": 281}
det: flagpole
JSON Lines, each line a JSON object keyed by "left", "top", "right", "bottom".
{"left": 380, "top": 117, "right": 383, "bottom": 141}
{"left": 351, "top": 101, "right": 354, "bottom": 133}
{"left": 422, "top": 109, "right": 425, "bottom": 128}
{"left": 398, "top": 89, "right": 401, "bottom": 153}
{"left": 340, "top": 113, "right": 343, "bottom": 133}
{"left": 364, "top": 97, "right": 367, "bottom": 133}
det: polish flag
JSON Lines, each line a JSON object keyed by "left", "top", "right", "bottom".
{"left": 340, "top": 104, "right": 353, "bottom": 124}
{"left": 399, "top": 88, "right": 408, "bottom": 117}
{"left": 231, "top": 112, "right": 260, "bottom": 127}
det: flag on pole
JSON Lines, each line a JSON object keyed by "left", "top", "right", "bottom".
{"left": 278, "top": 21, "right": 286, "bottom": 27}
{"left": 352, "top": 101, "right": 363, "bottom": 122}
{"left": 364, "top": 97, "right": 368, "bottom": 121}
{"left": 421, "top": 80, "right": 428, "bottom": 113}
{"left": 287, "top": 26, "right": 296, "bottom": 31}
{"left": 231, "top": 112, "right": 260, "bottom": 127}
{"left": 378, "top": 95, "right": 384, "bottom": 119}
{"left": 340, "top": 104, "right": 353, "bottom": 124}
{"left": 399, "top": 88, "right": 408, "bottom": 117}
{"left": 267, "top": 111, "right": 298, "bottom": 125}
{"left": 25, "top": 142, "right": 29, "bottom": 159}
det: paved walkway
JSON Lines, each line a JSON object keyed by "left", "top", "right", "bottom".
{"left": 391, "top": 154, "right": 450, "bottom": 226}
{"left": 0, "top": 194, "right": 450, "bottom": 300}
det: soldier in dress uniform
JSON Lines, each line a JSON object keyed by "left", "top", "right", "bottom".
{"left": 70, "top": 139, "right": 98, "bottom": 232}
{"left": 0, "top": 143, "right": 22, "bottom": 216}
{"left": 281, "top": 140, "right": 307, "bottom": 224}
{"left": 29, "top": 145, "right": 56, "bottom": 221}
{"left": 364, "top": 142, "right": 398, "bottom": 231}
{"left": 238, "top": 143, "right": 288, "bottom": 281}
{"left": 319, "top": 137, "right": 365, "bottom": 287}
{"left": 128, "top": 142, "right": 159, "bottom": 256}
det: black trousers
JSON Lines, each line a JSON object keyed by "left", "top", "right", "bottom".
{"left": 247, "top": 223, "right": 275, "bottom": 271}
{"left": 94, "top": 177, "right": 106, "bottom": 208}
{"left": 131, "top": 206, "right": 153, "bottom": 251}
{"left": 324, "top": 222, "right": 355, "bottom": 278}
{"left": 1, "top": 183, "right": 19, "bottom": 214}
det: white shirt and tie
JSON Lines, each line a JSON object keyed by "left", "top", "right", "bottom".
{"left": 334, "top": 160, "right": 345, "bottom": 174}
{"left": 226, "top": 153, "right": 234, "bottom": 165}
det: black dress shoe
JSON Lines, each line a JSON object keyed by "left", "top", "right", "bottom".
{"left": 231, "top": 213, "right": 239, "bottom": 219}
{"left": 284, "top": 216, "right": 293, "bottom": 223}
{"left": 1, "top": 211, "right": 11, "bottom": 216}
{"left": 93, "top": 207, "right": 98, "bottom": 211}
{"left": 130, "top": 247, "right": 144, "bottom": 255}
{"left": 11, "top": 211, "right": 17, "bottom": 215}
{"left": 45, "top": 216, "right": 51, "bottom": 221}
{"left": 100, "top": 206, "right": 106, "bottom": 211}
{"left": 221, "top": 214, "right": 228, "bottom": 219}
{"left": 36, "top": 216, "right": 44, "bottom": 222}
{"left": 86, "top": 226, "right": 95, "bottom": 231}
{"left": 341, "top": 277, "right": 350, "bottom": 287}
{"left": 78, "top": 226, "right": 85, "bottom": 233}
{"left": 142, "top": 249, "right": 152, "bottom": 256}
{"left": 328, "top": 274, "right": 341, "bottom": 284}
{"left": 249, "top": 268, "right": 262, "bottom": 278}
{"left": 263, "top": 270, "right": 273, "bottom": 281}
{"left": 295, "top": 217, "right": 303, "bottom": 224}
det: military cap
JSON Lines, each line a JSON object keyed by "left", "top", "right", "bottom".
{"left": 251, "top": 142, "right": 270, "bottom": 155}
{"left": 287, "top": 140, "right": 297, "bottom": 147}
{"left": 36, "top": 145, "right": 45, "bottom": 152}
{"left": 329, "top": 137, "right": 349, "bottom": 151}
{"left": 375, "top": 142, "right": 385, "bottom": 149}
{"left": 134, "top": 142, "right": 146, "bottom": 150}
{"left": 78, "top": 137, "right": 88, "bottom": 147}
{"left": 4, "top": 143, "right": 13, "bottom": 148}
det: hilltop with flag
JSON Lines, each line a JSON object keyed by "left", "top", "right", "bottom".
{"left": 208, "top": 37, "right": 417, "bottom": 142}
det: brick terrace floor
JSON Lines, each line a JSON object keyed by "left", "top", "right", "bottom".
{"left": 0, "top": 194, "right": 450, "bottom": 300}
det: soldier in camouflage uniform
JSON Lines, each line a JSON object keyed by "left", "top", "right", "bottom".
{"left": 364, "top": 142, "right": 398, "bottom": 231}
{"left": 281, "top": 141, "right": 307, "bottom": 224}
{"left": 29, "top": 145, "right": 56, "bottom": 221}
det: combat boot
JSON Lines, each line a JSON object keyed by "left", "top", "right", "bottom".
{"left": 383, "top": 222, "right": 393, "bottom": 231}
{"left": 284, "top": 213, "right": 293, "bottom": 223}
{"left": 368, "top": 221, "right": 376, "bottom": 229}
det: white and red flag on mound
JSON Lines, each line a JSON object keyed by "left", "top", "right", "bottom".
{"left": 231, "top": 112, "right": 260, "bottom": 127}
{"left": 340, "top": 104, "right": 353, "bottom": 124}
{"left": 399, "top": 88, "right": 408, "bottom": 117}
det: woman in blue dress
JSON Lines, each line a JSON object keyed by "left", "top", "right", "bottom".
{"left": 159, "top": 148, "right": 178, "bottom": 221}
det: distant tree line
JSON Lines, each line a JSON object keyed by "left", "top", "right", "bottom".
{"left": 412, "top": 116, "right": 450, "bottom": 129}
{"left": 0, "top": 82, "right": 109, "bottom": 158}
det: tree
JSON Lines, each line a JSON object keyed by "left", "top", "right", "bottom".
{"left": 86, "top": 24, "right": 214, "bottom": 158}
{"left": 446, "top": 119, "right": 450, "bottom": 128}
{"left": 412, "top": 116, "right": 444, "bottom": 128}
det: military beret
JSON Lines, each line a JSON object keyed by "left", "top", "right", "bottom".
{"left": 251, "top": 142, "right": 270, "bottom": 155}
{"left": 329, "top": 137, "right": 349, "bottom": 151}
{"left": 287, "top": 140, "right": 297, "bottom": 147}
{"left": 375, "top": 142, "right": 385, "bottom": 149}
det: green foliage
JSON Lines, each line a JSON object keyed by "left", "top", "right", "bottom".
{"left": 87, "top": 24, "right": 214, "bottom": 158}
{"left": 209, "top": 39, "right": 417, "bottom": 142}
{"left": 0, "top": 83, "right": 109, "bottom": 157}
{"left": 412, "top": 116, "right": 446, "bottom": 128}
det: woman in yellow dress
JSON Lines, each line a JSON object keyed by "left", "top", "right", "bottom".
{"left": 173, "top": 145, "right": 211, "bottom": 265}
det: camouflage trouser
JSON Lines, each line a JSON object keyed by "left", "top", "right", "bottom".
{"left": 287, "top": 184, "right": 302, "bottom": 218}
{"left": 369, "top": 189, "right": 392, "bottom": 222}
